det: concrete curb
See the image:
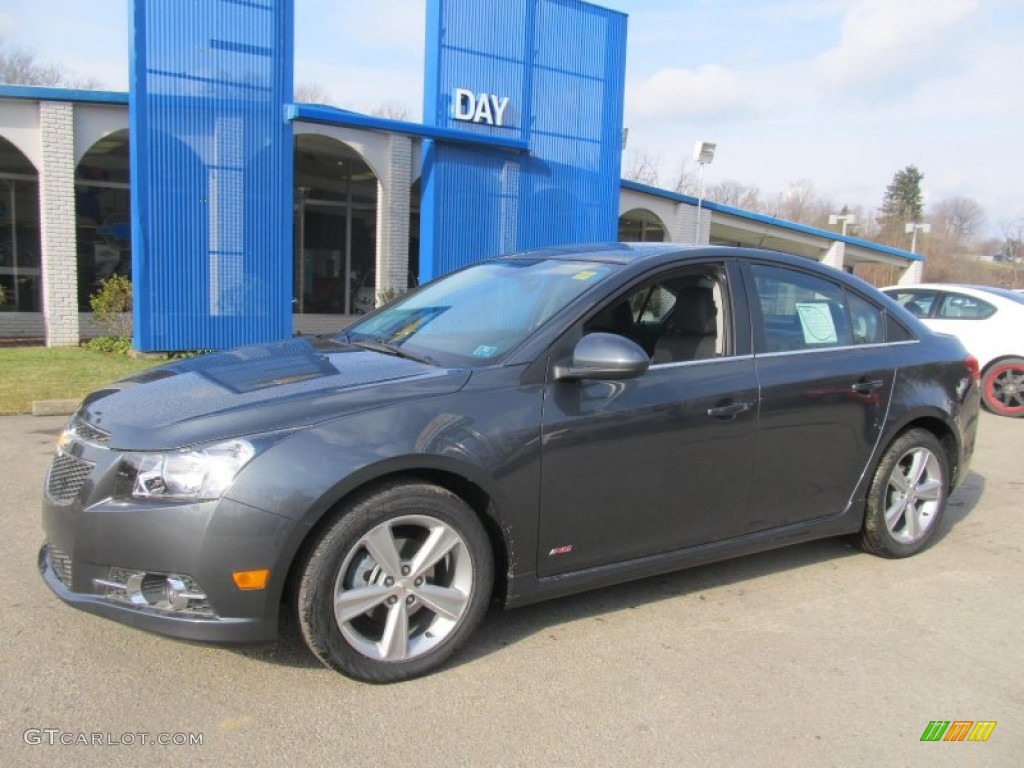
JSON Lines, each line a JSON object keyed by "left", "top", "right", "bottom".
{"left": 31, "top": 400, "right": 79, "bottom": 417}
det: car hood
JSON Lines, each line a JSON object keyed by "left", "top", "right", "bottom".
{"left": 76, "top": 337, "right": 471, "bottom": 450}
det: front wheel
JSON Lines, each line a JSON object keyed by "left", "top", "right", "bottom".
{"left": 297, "top": 482, "right": 493, "bottom": 683}
{"left": 858, "top": 429, "right": 949, "bottom": 558}
{"left": 981, "top": 357, "right": 1024, "bottom": 417}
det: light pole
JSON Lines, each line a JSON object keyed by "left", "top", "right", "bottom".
{"left": 693, "top": 140, "right": 716, "bottom": 244}
{"left": 905, "top": 221, "right": 931, "bottom": 253}
{"left": 828, "top": 213, "right": 856, "bottom": 237}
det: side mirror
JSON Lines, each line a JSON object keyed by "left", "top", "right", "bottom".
{"left": 553, "top": 333, "right": 651, "bottom": 381}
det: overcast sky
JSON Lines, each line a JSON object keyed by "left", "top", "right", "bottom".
{"left": 3, "top": 0, "right": 1022, "bottom": 237}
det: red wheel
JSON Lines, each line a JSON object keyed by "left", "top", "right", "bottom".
{"left": 981, "top": 357, "right": 1024, "bottom": 417}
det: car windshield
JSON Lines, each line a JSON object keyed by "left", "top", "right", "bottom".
{"left": 341, "top": 258, "right": 618, "bottom": 366}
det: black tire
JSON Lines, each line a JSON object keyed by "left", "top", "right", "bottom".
{"left": 858, "top": 429, "right": 949, "bottom": 559}
{"left": 980, "top": 357, "right": 1024, "bottom": 417}
{"left": 297, "top": 482, "right": 493, "bottom": 683}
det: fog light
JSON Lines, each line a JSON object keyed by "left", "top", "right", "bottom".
{"left": 165, "top": 576, "right": 192, "bottom": 610}
{"left": 94, "top": 569, "right": 213, "bottom": 616}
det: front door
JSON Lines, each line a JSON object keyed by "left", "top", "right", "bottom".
{"left": 537, "top": 263, "right": 760, "bottom": 577}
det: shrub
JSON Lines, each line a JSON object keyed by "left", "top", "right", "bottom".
{"left": 89, "top": 275, "right": 133, "bottom": 339}
{"left": 84, "top": 336, "right": 134, "bottom": 356}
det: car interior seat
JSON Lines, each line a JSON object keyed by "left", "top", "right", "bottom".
{"left": 652, "top": 286, "right": 718, "bottom": 363}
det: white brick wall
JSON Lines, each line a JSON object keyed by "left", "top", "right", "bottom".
{"left": 671, "top": 203, "right": 710, "bottom": 245}
{"left": 822, "top": 241, "right": 846, "bottom": 271}
{"left": 38, "top": 101, "right": 80, "bottom": 346}
{"left": 898, "top": 259, "right": 924, "bottom": 286}
{"left": 374, "top": 134, "right": 412, "bottom": 302}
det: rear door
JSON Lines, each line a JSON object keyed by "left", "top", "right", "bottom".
{"left": 744, "top": 262, "right": 895, "bottom": 532}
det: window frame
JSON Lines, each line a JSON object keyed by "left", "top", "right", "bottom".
{"left": 744, "top": 261, "right": 890, "bottom": 355}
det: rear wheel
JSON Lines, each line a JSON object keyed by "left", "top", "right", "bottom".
{"left": 297, "top": 482, "right": 493, "bottom": 683}
{"left": 859, "top": 429, "right": 948, "bottom": 558}
{"left": 981, "top": 357, "right": 1024, "bottom": 417}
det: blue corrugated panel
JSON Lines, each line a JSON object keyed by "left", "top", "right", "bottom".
{"left": 420, "top": 0, "right": 626, "bottom": 281}
{"left": 130, "top": 0, "right": 293, "bottom": 351}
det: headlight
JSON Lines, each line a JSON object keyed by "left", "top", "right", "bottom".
{"left": 121, "top": 439, "right": 256, "bottom": 501}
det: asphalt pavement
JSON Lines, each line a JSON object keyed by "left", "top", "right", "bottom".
{"left": 0, "top": 412, "right": 1020, "bottom": 767}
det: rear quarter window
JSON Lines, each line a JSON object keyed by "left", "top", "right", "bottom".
{"left": 937, "top": 293, "right": 996, "bottom": 320}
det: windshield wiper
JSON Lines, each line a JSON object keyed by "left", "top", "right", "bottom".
{"left": 350, "top": 339, "right": 435, "bottom": 366}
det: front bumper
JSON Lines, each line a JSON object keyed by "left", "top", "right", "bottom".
{"left": 38, "top": 542, "right": 276, "bottom": 642}
{"left": 39, "top": 427, "right": 304, "bottom": 644}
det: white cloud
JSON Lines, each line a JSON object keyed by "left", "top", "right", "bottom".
{"left": 817, "top": 0, "right": 980, "bottom": 95}
{"left": 627, "top": 64, "right": 758, "bottom": 121}
{"left": 0, "top": 13, "right": 19, "bottom": 37}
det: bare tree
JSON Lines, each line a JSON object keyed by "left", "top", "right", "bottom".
{"left": 929, "top": 196, "right": 987, "bottom": 243}
{"left": 622, "top": 149, "right": 661, "bottom": 186}
{"left": 670, "top": 160, "right": 701, "bottom": 197}
{"left": 0, "top": 39, "right": 101, "bottom": 88}
{"left": 294, "top": 81, "right": 334, "bottom": 105}
{"left": 371, "top": 102, "right": 411, "bottom": 121}
{"left": 774, "top": 179, "right": 832, "bottom": 227}
{"left": 999, "top": 218, "right": 1024, "bottom": 286}
{"left": 706, "top": 179, "right": 763, "bottom": 211}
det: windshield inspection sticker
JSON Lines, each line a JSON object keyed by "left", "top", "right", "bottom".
{"left": 472, "top": 345, "right": 499, "bottom": 358}
{"left": 572, "top": 270, "right": 598, "bottom": 281}
{"left": 795, "top": 302, "right": 839, "bottom": 344}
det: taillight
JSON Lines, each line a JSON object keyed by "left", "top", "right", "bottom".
{"left": 964, "top": 354, "right": 980, "bottom": 384}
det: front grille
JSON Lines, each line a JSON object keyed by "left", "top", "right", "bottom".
{"left": 46, "top": 452, "right": 95, "bottom": 504}
{"left": 70, "top": 417, "right": 109, "bottom": 445}
{"left": 47, "top": 543, "right": 73, "bottom": 588}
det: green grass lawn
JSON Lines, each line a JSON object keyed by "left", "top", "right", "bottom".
{"left": 0, "top": 347, "right": 164, "bottom": 415}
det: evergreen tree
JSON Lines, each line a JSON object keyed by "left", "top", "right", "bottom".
{"left": 879, "top": 165, "right": 925, "bottom": 235}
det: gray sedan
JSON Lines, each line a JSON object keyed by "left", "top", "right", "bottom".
{"left": 41, "top": 244, "right": 980, "bottom": 682}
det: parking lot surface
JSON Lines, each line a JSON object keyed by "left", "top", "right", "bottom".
{"left": 1, "top": 412, "right": 1020, "bottom": 766}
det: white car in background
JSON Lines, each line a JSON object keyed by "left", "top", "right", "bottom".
{"left": 883, "top": 284, "right": 1024, "bottom": 417}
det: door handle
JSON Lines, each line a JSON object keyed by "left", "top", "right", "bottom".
{"left": 851, "top": 379, "right": 885, "bottom": 394}
{"left": 707, "top": 401, "right": 753, "bottom": 419}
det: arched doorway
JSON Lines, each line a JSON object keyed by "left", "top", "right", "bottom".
{"left": 618, "top": 208, "right": 667, "bottom": 242}
{"left": 75, "top": 129, "right": 131, "bottom": 309}
{"left": 293, "top": 135, "right": 378, "bottom": 315}
{"left": 0, "top": 136, "right": 42, "bottom": 313}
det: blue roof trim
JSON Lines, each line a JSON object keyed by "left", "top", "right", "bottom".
{"left": 0, "top": 84, "right": 129, "bottom": 104}
{"left": 286, "top": 103, "right": 529, "bottom": 153}
{"left": 621, "top": 179, "right": 924, "bottom": 263}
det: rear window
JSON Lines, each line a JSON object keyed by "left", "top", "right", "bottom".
{"left": 937, "top": 293, "right": 996, "bottom": 320}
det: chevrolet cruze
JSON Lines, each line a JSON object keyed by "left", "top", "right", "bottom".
{"left": 41, "top": 244, "right": 980, "bottom": 682}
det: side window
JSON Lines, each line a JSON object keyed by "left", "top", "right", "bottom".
{"left": 751, "top": 264, "right": 851, "bottom": 352}
{"left": 583, "top": 265, "right": 728, "bottom": 364}
{"left": 888, "top": 290, "right": 936, "bottom": 318}
{"left": 937, "top": 293, "right": 996, "bottom": 320}
{"left": 848, "top": 292, "right": 885, "bottom": 344}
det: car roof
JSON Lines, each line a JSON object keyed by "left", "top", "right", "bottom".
{"left": 883, "top": 283, "right": 1024, "bottom": 306}
{"left": 500, "top": 242, "right": 688, "bottom": 265}
{"left": 498, "top": 242, "right": 850, "bottom": 272}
